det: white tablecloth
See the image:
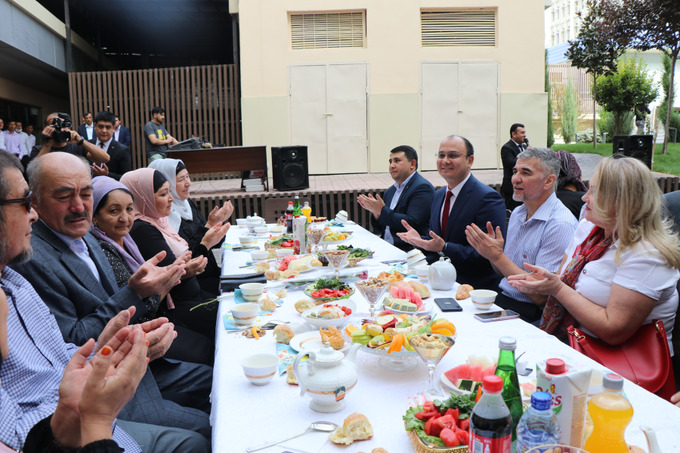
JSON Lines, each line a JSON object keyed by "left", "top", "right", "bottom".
{"left": 214, "top": 223, "right": 680, "bottom": 452}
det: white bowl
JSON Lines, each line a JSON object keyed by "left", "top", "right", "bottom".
{"left": 239, "top": 236, "right": 254, "bottom": 247}
{"left": 254, "top": 226, "right": 269, "bottom": 235}
{"left": 269, "top": 225, "right": 285, "bottom": 233}
{"left": 239, "top": 283, "right": 265, "bottom": 302}
{"left": 250, "top": 250, "right": 269, "bottom": 262}
{"left": 240, "top": 353, "right": 278, "bottom": 385}
{"left": 275, "top": 248, "right": 295, "bottom": 259}
{"left": 231, "top": 302, "right": 260, "bottom": 325}
{"left": 236, "top": 218, "right": 247, "bottom": 227}
{"left": 301, "top": 300, "right": 357, "bottom": 329}
{"left": 415, "top": 264, "right": 429, "bottom": 280}
{"left": 470, "top": 289, "right": 497, "bottom": 310}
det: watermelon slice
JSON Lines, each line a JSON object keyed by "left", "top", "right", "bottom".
{"left": 470, "top": 365, "right": 484, "bottom": 383}
{"left": 444, "top": 363, "right": 472, "bottom": 383}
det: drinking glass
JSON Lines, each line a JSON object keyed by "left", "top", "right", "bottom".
{"left": 409, "top": 333, "right": 455, "bottom": 399}
{"left": 355, "top": 278, "right": 391, "bottom": 318}
{"left": 323, "top": 249, "right": 350, "bottom": 279}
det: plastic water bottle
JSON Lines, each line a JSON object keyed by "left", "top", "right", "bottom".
{"left": 584, "top": 373, "right": 633, "bottom": 453}
{"left": 515, "top": 391, "right": 561, "bottom": 452}
{"left": 470, "top": 375, "right": 513, "bottom": 453}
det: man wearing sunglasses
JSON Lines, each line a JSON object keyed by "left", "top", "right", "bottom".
{"left": 398, "top": 135, "right": 507, "bottom": 290}
{"left": 0, "top": 150, "right": 209, "bottom": 451}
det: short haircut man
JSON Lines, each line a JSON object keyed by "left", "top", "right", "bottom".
{"left": 358, "top": 145, "right": 434, "bottom": 251}
{"left": 144, "top": 106, "right": 178, "bottom": 161}
{"left": 466, "top": 147, "right": 578, "bottom": 322}
{"left": 398, "top": 135, "right": 507, "bottom": 289}
{"left": 90, "top": 111, "right": 132, "bottom": 181}
{"left": 501, "top": 123, "right": 529, "bottom": 211}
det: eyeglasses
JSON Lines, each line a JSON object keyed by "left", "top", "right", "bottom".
{"left": 435, "top": 152, "right": 469, "bottom": 160}
{"left": 0, "top": 191, "right": 32, "bottom": 213}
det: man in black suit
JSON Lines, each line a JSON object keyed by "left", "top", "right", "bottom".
{"left": 114, "top": 114, "right": 133, "bottom": 149}
{"left": 77, "top": 112, "right": 94, "bottom": 141}
{"left": 501, "top": 123, "right": 528, "bottom": 211}
{"left": 357, "top": 145, "right": 434, "bottom": 251}
{"left": 398, "top": 135, "right": 506, "bottom": 290}
{"left": 90, "top": 111, "right": 132, "bottom": 181}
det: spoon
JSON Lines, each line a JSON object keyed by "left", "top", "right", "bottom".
{"left": 245, "top": 421, "right": 338, "bottom": 452}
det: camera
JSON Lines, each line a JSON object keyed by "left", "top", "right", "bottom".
{"left": 50, "top": 113, "right": 73, "bottom": 142}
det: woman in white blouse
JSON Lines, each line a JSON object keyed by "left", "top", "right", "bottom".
{"left": 508, "top": 156, "right": 680, "bottom": 351}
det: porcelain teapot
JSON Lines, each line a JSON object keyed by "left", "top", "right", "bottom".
{"left": 293, "top": 343, "right": 360, "bottom": 412}
{"left": 246, "top": 213, "right": 265, "bottom": 230}
{"left": 428, "top": 257, "right": 457, "bottom": 290}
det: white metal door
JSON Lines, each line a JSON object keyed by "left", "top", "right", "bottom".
{"left": 290, "top": 63, "right": 368, "bottom": 174}
{"left": 421, "top": 62, "right": 499, "bottom": 170}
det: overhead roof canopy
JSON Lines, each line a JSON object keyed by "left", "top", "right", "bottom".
{"left": 36, "top": 0, "right": 235, "bottom": 70}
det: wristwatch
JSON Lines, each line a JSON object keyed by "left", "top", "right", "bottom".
{"left": 77, "top": 138, "right": 85, "bottom": 146}
{"left": 438, "top": 243, "right": 447, "bottom": 257}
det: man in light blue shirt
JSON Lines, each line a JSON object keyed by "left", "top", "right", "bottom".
{"left": 466, "top": 147, "right": 577, "bottom": 323}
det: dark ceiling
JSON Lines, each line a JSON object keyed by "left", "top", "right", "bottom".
{"left": 36, "top": 0, "right": 235, "bottom": 70}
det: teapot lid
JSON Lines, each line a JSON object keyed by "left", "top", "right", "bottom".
{"left": 435, "top": 256, "right": 451, "bottom": 264}
{"left": 313, "top": 344, "right": 344, "bottom": 362}
{"left": 247, "top": 213, "right": 263, "bottom": 220}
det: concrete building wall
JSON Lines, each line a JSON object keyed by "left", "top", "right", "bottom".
{"left": 238, "top": 0, "right": 548, "bottom": 173}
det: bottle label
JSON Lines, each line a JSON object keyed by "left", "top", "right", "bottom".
{"left": 470, "top": 432, "right": 511, "bottom": 453}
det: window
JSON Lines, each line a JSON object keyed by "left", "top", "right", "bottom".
{"left": 290, "top": 11, "right": 365, "bottom": 49}
{"left": 421, "top": 10, "right": 496, "bottom": 47}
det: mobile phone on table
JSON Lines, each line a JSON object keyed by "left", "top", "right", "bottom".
{"left": 474, "top": 310, "right": 520, "bottom": 322}
{"left": 434, "top": 298, "right": 463, "bottom": 312}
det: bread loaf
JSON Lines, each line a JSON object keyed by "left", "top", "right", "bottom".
{"left": 329, "top": 413, "right": 373, "bottom": 445}
{"left": 294, "top": 299, "right": 316, "bottom": 313}
{"left": 455, "top": 284, "right": 474, "bottom": 300}
{"left": 273, "top": 324, "right": 294, "bottom": 344}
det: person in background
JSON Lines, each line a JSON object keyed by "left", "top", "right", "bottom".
{"left": 509, "top": 156, "right": 680, "bottom": 351}
{"left": 0, "top": 119, "right": 5, "bottom": 151}
{"left": 398, "top": 135, "right": 507, "bottom": 290}
{"left": 92, "top": 175, "right": 215, "bottom": 365}
{"left": 149, "top": 158, "right": 232, "bottom": 293}
{"left": 114, "top": 114, "right": 132, "bottom": 149}
{"left": 77, "top": 112, "right": 94, "bottom": 141}
{"left": 144, "top": 107, "right": 178, "bottom": 161}
{"left": 30, "top": 113, "right": 110, "bottom": 164}
{"left": 89, "top": 111, "right": 132, "bottom": 181}
{"left": 466, "top": 148, "right": 577, "bottom": 323}
{"left": 357, "top": 145, "right": 434, "bottom": 252}
{"left": 501, "top": 123, "right": 529, "bottom": 211}
{"left": 3, "top": 121, "right": 25, "bottom": 160}
{"left": 14, "top": 121, "right": 30, "bottom": 158}
{"left": 555, "top": 149, "right": 588, "bottom": 219}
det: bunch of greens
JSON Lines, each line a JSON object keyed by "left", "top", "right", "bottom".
{"left": 338, "top": 245, "right": 372, "bottom": 258}
{"left": 434, "top": 393, "right": 476, "bottom": 417}
{"left": 310, "top": 278, "right": 350, "bottom": 291}
{"left": 267, "top": 235, "right": 293, "bottom": 246}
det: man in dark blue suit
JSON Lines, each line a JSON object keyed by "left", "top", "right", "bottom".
{"left": 89, "top": 111, "right": 132, "bottom": 180}
{"left": 114, "top": 114, "right": 132, "bottom": 148}
{"left": 77, "top": 112, "right": 94, "bottom": 141}
{"left": 357, "top": 145, "right": 434, "bottom": 251}
{"left": 399, "top": 135, "right": 506, "bottom": 290}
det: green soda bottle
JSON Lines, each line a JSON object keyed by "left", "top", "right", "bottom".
{"left": 293, "top": 195, "right": 302, "bottom": 216}
{"left": 494, "top": 336, "right": 524, "bottom": 440}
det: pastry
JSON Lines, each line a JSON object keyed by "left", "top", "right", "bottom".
{"left": 455, "top": 284, "right": 474, "bottom": 300}
{"left": 319, "top": 326, "right": 344, "bottom": 350}
{"left": 329, "top": 413, "right": 373, "bottom": 445}
{"left": 255, "top": 261, "right": 270, "bottom": 273}
{"left": 273, "top": 324, "right": 294, "bottom": 344}
{"left": 405, "top": 280, "right": 431, "bottom": 299}
{"left": 259, "top": 295, "right": 277, "bottom": 312}
{"left": 294, "top": 299, "right": 316, "bottom": 313}
{"left": 286, "top": 364, "right": 298, "bottom": 385}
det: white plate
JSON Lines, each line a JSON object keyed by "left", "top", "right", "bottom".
{"left": 382, "top": 299, "right": 433, "bottom": 316}
{"left": 301, "top": 300, "right": 357, "bottom": 328}
{"left": 289, "top": 330, "right": 351, "bottom": 354}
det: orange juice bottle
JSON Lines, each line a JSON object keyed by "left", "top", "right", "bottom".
{"left": 584, "top": 373, "right": 633, "bottom": 453}
{"left": 302, "top": 201, "right": 312, "bottom": 222}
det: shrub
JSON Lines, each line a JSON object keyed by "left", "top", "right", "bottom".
{"left": 577, "top": 128, "right": 603, "bottom": 143}
{"left": 561, "top": 78, "right": 578, "bottom": 143}
{"left": 598, "top": 108, "right": 634, "bottom": 141}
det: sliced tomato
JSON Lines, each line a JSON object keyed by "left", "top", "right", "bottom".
{"left": 414, "top": 410, "right": 439, "bottom": 420}
{"left": 459, "top": 418, "right": 470, "bottom": 431}
{"left": 455, "top": 429, "right": 470, "bottom": 445}
{"left": 423, "top": 401, "right": 436, "bottom": 413}
{"left": 424, "top": 416, "right": 438, "bottom": 436}
{"left": 432, "top": 414, "right": 455, "bottom": 437}
{"left": 444, "top": 408, "right": 460, "bottom": 425}
{"left": 440, "top": 428, "right": 460, "bottom": 447}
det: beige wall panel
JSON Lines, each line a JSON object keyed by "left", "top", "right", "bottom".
{"left": 242, "top": 96, "right": 289, "bottom": 175}
{"left": 290, "top": 65, "right": 328, "bottom": 174}
{"left": 367, "top": 93, "right": 421, "bottom": 174}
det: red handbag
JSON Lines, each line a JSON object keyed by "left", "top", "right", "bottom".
{"left": 567, "top": 320, "right": 676, "bottom": 401}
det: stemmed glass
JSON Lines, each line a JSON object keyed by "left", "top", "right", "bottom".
{"left": 409, "top": 333, "right": 455, "bottom": 399}
{"left": 307, "top": 224, "right": 326, "bottom": 253}
{"left": 355, "top": 277, "right": 391, "bottom": 318}
{"left": 323, "top": 249, "right": 350, "bottom": 279}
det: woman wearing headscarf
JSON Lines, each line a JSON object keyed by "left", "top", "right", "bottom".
{"left": 509, "top": 156, "right": 680, "bottom": 351}
{"left": 555, "top": 149, "right": 587, "bottom": 219}
{"left": 148, "top": 158, "right": 232, "bottom": 294}
{"left": 91, "top": 176, "right": 213, "bottom": 365}
{"left": 120, "top": 168, "right": 218, "bottom": 356}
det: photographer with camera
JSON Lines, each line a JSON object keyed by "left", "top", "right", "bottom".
{"left": 29, "top": 112, "right": 110, "bottom": 164}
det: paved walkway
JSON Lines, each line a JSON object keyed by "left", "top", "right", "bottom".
{"left": 190, "top": 153, "right": 605, "bottom": 197}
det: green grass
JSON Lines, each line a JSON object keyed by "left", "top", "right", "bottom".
{"left": 550, "top": 142, "right": 680, "bottom": 176}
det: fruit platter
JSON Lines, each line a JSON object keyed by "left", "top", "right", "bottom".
{"left": 304, "top": 278, "right": 355, "bottom": 302}
{"left": 403, "top": 392, "right": 476, "bottom": 451}
{"left": 382, "top": 283, "right": 432, "bottom": 314}
{"left": 320, "top": 228, "right": 352, "bottom": 245}
{"left": 344, "top": 312, "right": 457, "bottom": 371}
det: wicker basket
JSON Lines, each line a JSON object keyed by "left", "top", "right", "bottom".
{"left": 406, "top": 429, "right": 468, "bottom": 453}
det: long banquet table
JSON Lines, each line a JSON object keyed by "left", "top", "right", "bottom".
{"left": 214, "top": 222, "right": 680, "bottom": 452}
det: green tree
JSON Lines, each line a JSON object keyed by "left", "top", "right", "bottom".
{"left": 561, "top": 78, "right": 578, "bottom": 143}
{"left": 595, "top": 56, "right": 657, "bottom": 135}
{"left": 603, "top": 0, "right": 680, "bottom": 153}
{"left": 546, "top": 50, "right": 555, "bottom": 147}
{"left": 566, "top": 0, "right": 624, "bottom": 148}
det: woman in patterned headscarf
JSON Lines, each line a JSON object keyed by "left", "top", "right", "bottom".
{"left": 555, "top": 149, "right": 587, "bottom": 219}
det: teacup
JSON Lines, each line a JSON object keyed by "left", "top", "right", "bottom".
{"left": 415, "top": 264, "right": 429, "bottom": 281}
{"left": 231, "top": 302, "right": 260, "bottom": 325}
{"left": 236, "top": 218, "right": 247, "bottom": 227}
{"left": 239, "top": 236, "right": 254, "bottom": 248}
{"left": 239, "top": 283, "right": 265, "bottom": 302}
{"left": 275, "top": 248, "right": 295, "bottom": 259}
{"left": 470, "top": 289, "right": 497, "bottom": 310}
{"left": 254, "top": 226, "right": 269, "bottom": 235}
{"left": 240, "top": 353, "right": 279, "bottom": 385}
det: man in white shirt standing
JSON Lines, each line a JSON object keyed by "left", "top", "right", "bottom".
{"left": 0, "top": 118, "right": 5, "bottom": 151}
{"left": 14, "top": 122, "right": 30, "bottom": 158}
{"left": 357, "top": 145, "right": 434, "bottom": 251}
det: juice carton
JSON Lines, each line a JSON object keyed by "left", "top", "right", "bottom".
{"left": 292, "top": 215, "right": 307, "bottom": 255}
